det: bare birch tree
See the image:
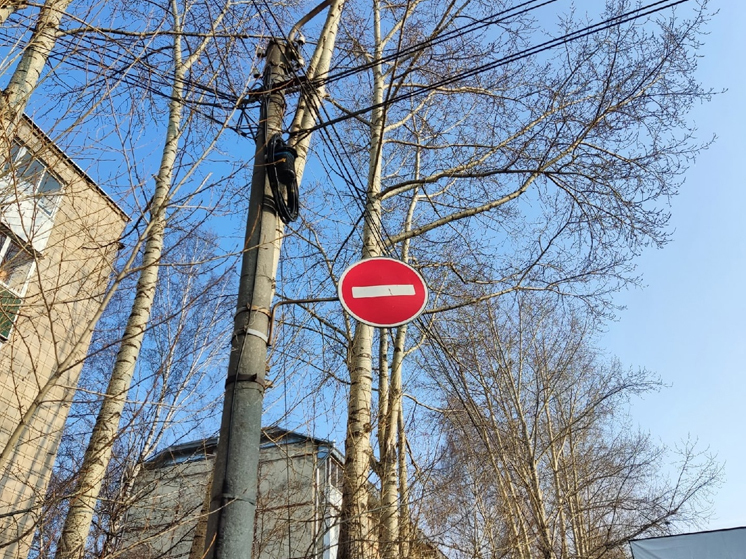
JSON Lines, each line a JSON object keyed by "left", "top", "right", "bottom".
{"left": 0, "top": 0, "right": 72, "bottom": 122}
{"left": 420, "top": 295, "right": 720, "bottom": 559}
{"left": 266, "top": 1, "right": 714, "bottom": 557}
{"left": 35, "top": 233, "right": 232, "bottom": 559}
{"left": 0, "top": 0, "right": 718, "bottom": 557}
{"left": 51, "top": 1, "right": 260, "bottom": 556}
{"left": 0, "top": 3, "right": 129, "bottom": 554}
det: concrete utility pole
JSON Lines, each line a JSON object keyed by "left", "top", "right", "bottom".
{"left": 203, "top": 39, "right": 292, "bottom": 559}
{"left": 200, "top": 2, "right": 343, "bottom": 556}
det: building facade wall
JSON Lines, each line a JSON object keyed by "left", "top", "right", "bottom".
{"left": 0, "top": 117, "right": 127, "bottom": 559}
{"left": 121, "top": 433, "right": 343, "bottom": 559}
{"left": 256, "top": 440, "right": 323, "bottom": 559}
{"left": 123, "top": 456, "right": 215, "bottom": 559}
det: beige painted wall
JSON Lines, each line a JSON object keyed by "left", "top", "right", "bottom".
{"left": 0, "top": 116, "right": 127, "bottom": 559}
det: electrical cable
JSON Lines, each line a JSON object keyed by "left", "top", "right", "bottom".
{"left": 233, "top": 0, "right": 690, "bottom": 263}
{"left": 1, "top": 0, "right": 690, "bottom": 141}
{"left": 318, "top": 0, "right": 560, "bottom": 89}
{"left": 254, "top": 0, "right": 675, "bottom": 261}
{"left": 0, "top": 9, "right": 262, "bottom": 134}
{"left": 0, "top": 0, "right": 556, "bottom": 142}
{"left": 0, "top": 26, "right": 206, "bottom": 101}
{"left": 1, "top": 0, "right": 693, "bottom": 253}
{"left": 302, "top": 0, "right": 693, "bottom": 135}
{"left": 254, "top": 0, "right": 394, "bottom": 258}
{"left": 266, "top": 132, "right": 300, "bottom": 223}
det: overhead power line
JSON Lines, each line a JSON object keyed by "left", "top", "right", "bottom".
{"left": 250, "top": 0, "right": 565, "bottom": 260}
{"left": 252, "top": 0, "right": 396, "bottom": 258}
{"left": 319, "top": 0, "right": 560, "bottom": 89}
{"left": 302, "top": 0, "right": 693, "bottom": 135}
{"left": 0, "top": 7, "right": 262, "bottom": 129}
{"left": 249, "top": 0, "right": 691, "bottom": 260}
{"left": 0, "top": 0, "right": 693, "bottom": 224}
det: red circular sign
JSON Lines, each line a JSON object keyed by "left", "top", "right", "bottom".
{"left": 338, "top": 258, "right": 428, "bottom": 327}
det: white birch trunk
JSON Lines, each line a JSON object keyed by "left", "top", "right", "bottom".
{"left": 53, "top": 2, "right": 228, "bottom": 555}
{"left": 338, "top": 3, "right": 384, "bottom": 554}
{"left": 54, "top": 61, "right": 183, "bottom": 559}
{"left": 0, "top": 0, "right": 71, "bottom": 122}
{"left": 380, "top": 324, "right": 406, "bottom": 559}
{"left": 290, "top": 0, "right": 345, "bottom": 171}
{"left": 383, "top": 140, "right": 420, "bottom": 559}
{"left": 397, "top": 404, "right": 410, "bottom": 559}
{"left": 0, "top": 1, "right": 27, "bottom": 28}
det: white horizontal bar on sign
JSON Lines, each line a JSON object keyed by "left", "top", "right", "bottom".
{"left": 352, "top": 284, "right": 416, "bottom": 299}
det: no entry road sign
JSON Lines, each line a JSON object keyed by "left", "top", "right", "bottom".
{"left": 338, "top": 257, "right": 429, "bottom": 327}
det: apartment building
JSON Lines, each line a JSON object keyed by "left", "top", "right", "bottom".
{"left": 120, "top": 427, "right": 344, "bottom": 559}
{"left": 0, "top": 116, "right": 127, "bottom": 558}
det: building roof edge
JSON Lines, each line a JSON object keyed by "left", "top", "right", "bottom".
{"left": 22, "top": 114, "right": 130, "bottom": 222}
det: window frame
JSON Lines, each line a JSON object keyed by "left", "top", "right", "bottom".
{"left": 0, "top": 231, "right": 35, "bottom": 341}
{"left": 6, "top": 141, "right": 63, "bottom": 217}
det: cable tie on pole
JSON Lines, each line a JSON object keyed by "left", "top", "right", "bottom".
{"left": 224, "top": 373, "right": 264, "bottom": 388}
{"left": 249, "top": 305, "right": 271, "bottom": 318}
{"left": 245, "top": 328, "right": 269, "bottom": 343}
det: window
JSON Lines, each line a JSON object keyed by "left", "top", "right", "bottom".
{"left": 37, "top": 173, "right": 61, "bottom": 215}
{"left": 0, "top": 233, "right": 33, "bottom": 293}
{"left": 0, "top": 287, "right": 21, "bottom": 341}
{"left": 6, "top": 142, "right": 63, "bottom": 216}
{"left": 328, "top": 458, "right": 343, "bottom": 491}
{"left": 0, "top": 232, "right": 33, "bottom": 340}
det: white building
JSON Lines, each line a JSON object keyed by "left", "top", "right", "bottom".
{"left": 630, "top": 527, "right": 746, "bottom": 559}
{"left": 121, "top": 428, "right": 344, "bottom": 559}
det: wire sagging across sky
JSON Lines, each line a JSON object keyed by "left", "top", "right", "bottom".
{"left": 302, "top": 0, "right": 694, "bottom": 135}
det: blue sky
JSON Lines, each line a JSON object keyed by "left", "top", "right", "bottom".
{"left": 265, "top": 0, "right": 744, "bottom": 530}
{"left": 600, "top": 0, "right": 746, "bottom": 531}
{"left": 13, "top": 0, "right": 737, "bottom": 535}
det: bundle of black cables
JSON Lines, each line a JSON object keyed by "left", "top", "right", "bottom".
{"left": 266, "top": 133, "right": 299, "bottom": 224}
